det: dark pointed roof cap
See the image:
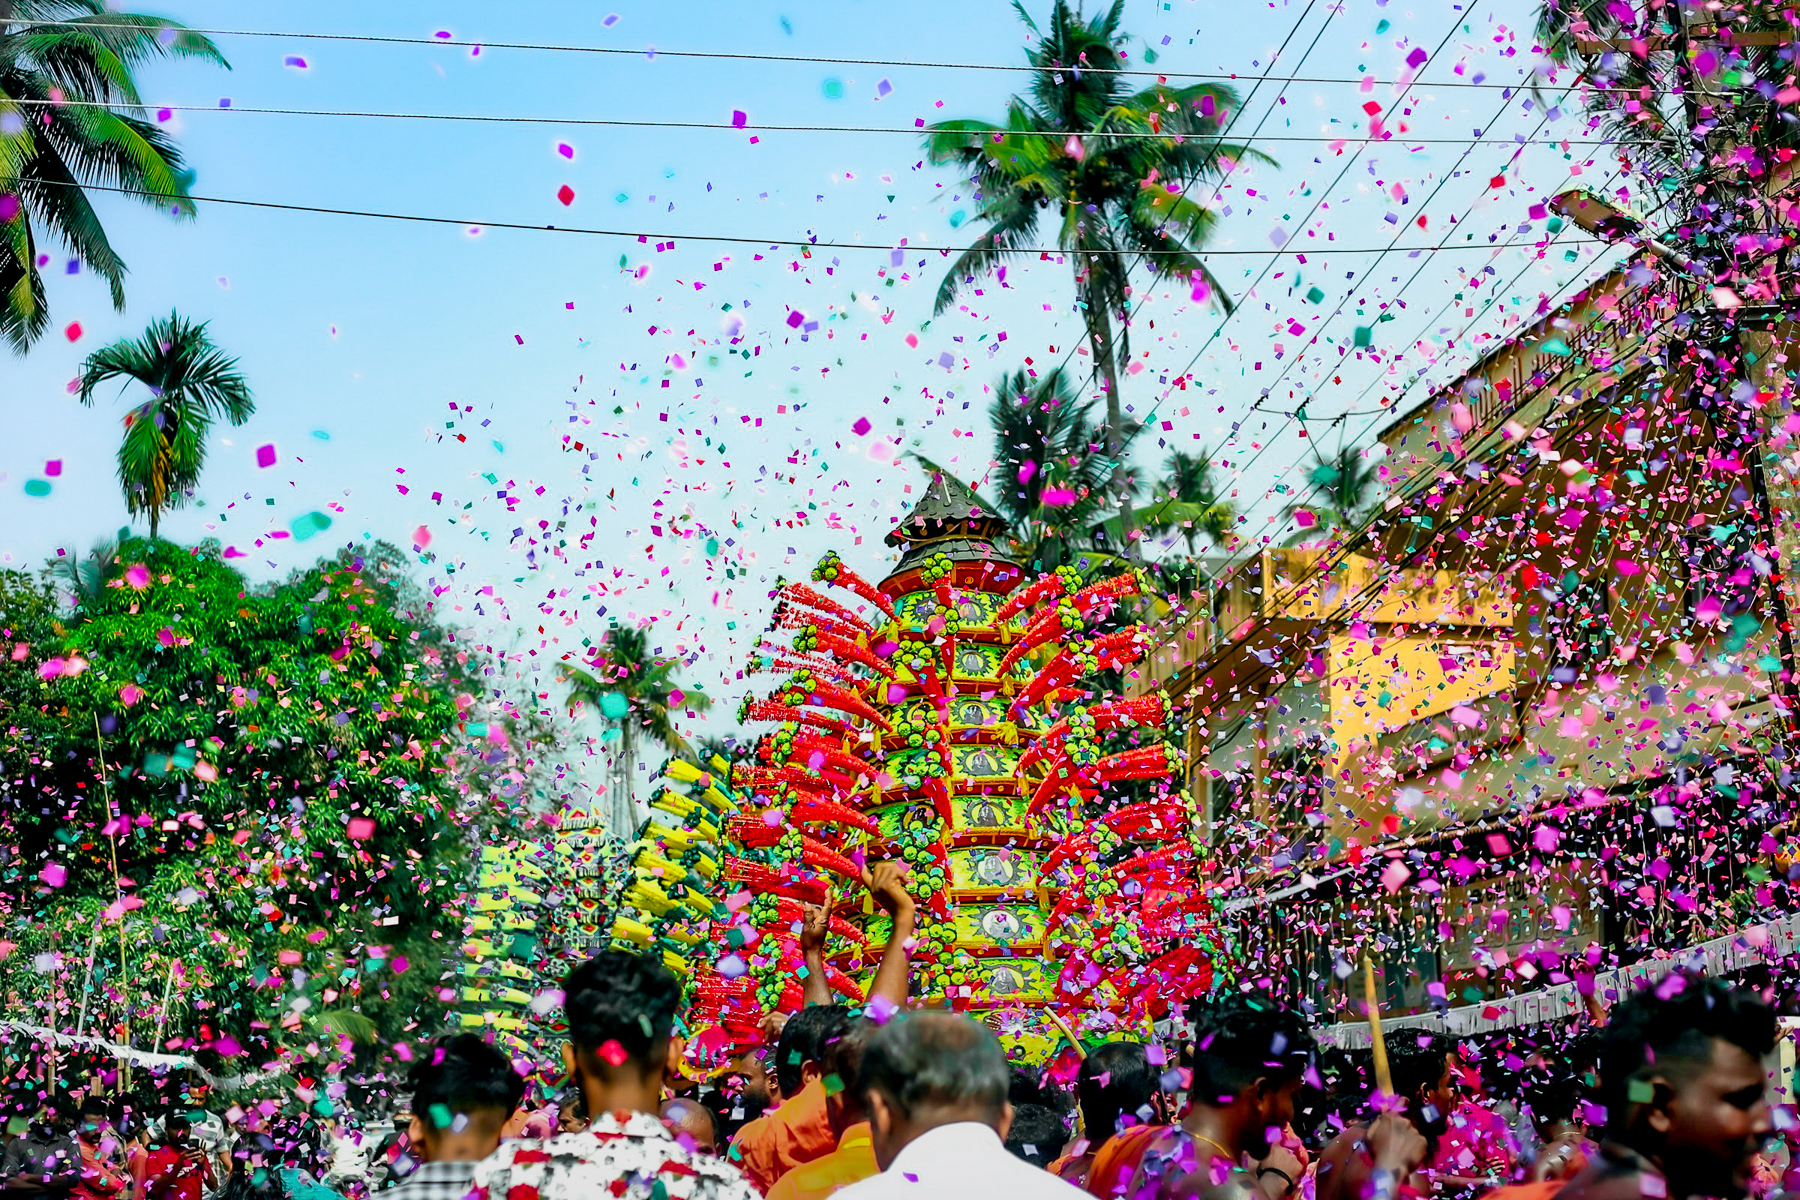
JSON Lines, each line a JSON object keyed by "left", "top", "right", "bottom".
{"left": 884, "top": 470, "right": 1009, "bottom": 547}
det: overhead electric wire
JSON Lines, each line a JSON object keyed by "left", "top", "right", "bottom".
{"left": 1, "top": 96, "right": 1621, "bottom": 144}
{"left": 1144, "top": 160, "right": 1631, "bottom": 590}
{"left": 23, "top": 177, "right": 1573, "bottom": 256}
{"left": 2, "top": 17, "right": 1572, "bottom": 90}
{"left": 1113, "top": 0, "right": 1491, "bottom": 517}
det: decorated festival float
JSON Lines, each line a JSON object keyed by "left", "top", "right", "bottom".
{"left": 606, "top": 472, "right": 1222, "bottom": 1059}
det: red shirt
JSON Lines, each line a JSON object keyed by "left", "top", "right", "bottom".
{"left": 142, "top": 1146, "right": 213, "bottom": 1200}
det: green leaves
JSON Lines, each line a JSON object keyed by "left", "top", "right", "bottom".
{"left": 78, "top": 310, "right": 253, "bottom": 537}
{"left": 2, "top": 4, "right": 225, "bottom": 350}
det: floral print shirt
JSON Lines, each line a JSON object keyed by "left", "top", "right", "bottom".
{"left": 470, "top": 1111, "right": 758, "bottom": 1200}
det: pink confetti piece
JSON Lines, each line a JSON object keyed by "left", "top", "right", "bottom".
{"left": 256, "top": 443, "right": 278, "bottom": 468}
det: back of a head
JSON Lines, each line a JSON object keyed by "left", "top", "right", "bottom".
{"left": 1078, "top": 1042, "right": 1159, "bottom": 1140}
{"left": 1004, "top": 1103, "right": 1068, "bottom": 1169}
{"left": 564, "top": 950, "right": 681, "bottom": 1074}
{"left": 858, "top": 1012, "right": 1010, "bottom": 1127}
{"left": 409, "top": 1034, "right": 525, "bottom": 1138}
{"left": 1189, "top": 992, "right": 1316, "bottom": 1105}
{"left": 1599, "top": 973, "right": 1776, "bottom": 1141}
{"left": 775, "top": 1004, "right": 855, "bottom": 1097}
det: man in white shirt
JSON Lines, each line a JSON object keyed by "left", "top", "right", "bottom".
{"left": 835, "top": 1012, "right": 1084, "bottom": 1200}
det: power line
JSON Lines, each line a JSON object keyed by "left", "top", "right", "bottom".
{"left": 1152, "top": 163, "right": 1634, "bottom": 589}
{"left": 18, "top": 177, "right": 1573, "bottom": 256}
{"left": 3, "top": 97, "right": 1619, "bottom": 144}
{"left": 1120, "top": 0, "right": 1492, "bottom": 489}
{"left": 2, "top": 17, "right": 1563, "bottom": 90}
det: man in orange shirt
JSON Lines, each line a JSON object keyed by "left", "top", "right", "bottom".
{"left": 732, "top": 862, "right": 915, "bottom": 1194}
{"left": 767, "top": 1025, "right": 876, "bottom": 1200}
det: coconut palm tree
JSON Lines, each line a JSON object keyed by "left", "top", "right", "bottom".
{"left": 986, "top": 365, "right": 1124, "bottom": 571}
{"left": 1142, "top": 449, "right": 1235, "bottom": 557}
{"left": 1282, "top": 443, "right": 1381, "bottom": 545}
{"left": 924, "top": 0, "right": 1267, "bottom": 549}
{"left": 77, "top": 310, "right": 253, "bottom": 539}
{"left": 1534, "top": 1, "right": 1794, "bottom": 252}
{"left": 563, "top": 625, "right": 713, "bottom": 838}
{"left": 1, "top": 2, "right": 228, "bottom": 352}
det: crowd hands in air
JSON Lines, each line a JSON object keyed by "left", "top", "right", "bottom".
{"left": 5, "top": 858, "right": 1792, "bottom": 1200}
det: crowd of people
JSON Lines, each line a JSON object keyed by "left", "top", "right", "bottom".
{"left": 2, "top": 945, "right": 1789, "bottom": 1200}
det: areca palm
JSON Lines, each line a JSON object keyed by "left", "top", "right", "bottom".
{"left": 988, "top": 365, "right": 1120, "bottom": 568}
{"left": 1, "top": 1, "right": 227, "bottom": 351}
{"left": 563, "top": 625, "right": 713, "bottom": 838}
{"left": 924, "top": 0, "right": 1267, "bottom": 548}
{"left": 1282, "top": 443, "right": 1381, "bottom": 545}
{"left": 78, "top": 310, "right": 253, "bottom": 539}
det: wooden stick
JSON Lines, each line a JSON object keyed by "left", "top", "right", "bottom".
{"left": 1362, "top": 954, "right": 1393, "bottom": 1097}
{"left": 1046, "top": 1008, "right": 1087, "bottom": 1060}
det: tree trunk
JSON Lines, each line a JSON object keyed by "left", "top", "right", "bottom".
{"left": 1081, "top": 267, "right": 1139, "bottom": 559}
{"left": 614, "top": 722, "right": 637, "bottom": 839}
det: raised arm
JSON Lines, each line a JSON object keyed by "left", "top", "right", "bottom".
{"left": 799, "top": 897, "right": 833, "bottom": 1007}
{"left": 862, "top": 860, "right": 916, "bottom": 1010}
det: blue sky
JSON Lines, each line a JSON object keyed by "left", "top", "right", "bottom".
{"left": 1, "top": 0, "right": 1631, "bottom": 786}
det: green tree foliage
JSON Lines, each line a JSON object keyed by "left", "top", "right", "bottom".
{"left": 562, "top": 624, "right": 712, "bottom": 837}
{"left": 924, "top": 0, "right": 1266, "bottom": 543}
{"left": 78, "top": 311, "right": 255, "bottom": 539}
{"left": 1282, "top": 442, "right": 1381, "bottom": 545}
{"left": 0, "top": 538, "right": 474, "bottom": 1061}
{"left": 1, "top": 3, "right": 227, "bottom": 351}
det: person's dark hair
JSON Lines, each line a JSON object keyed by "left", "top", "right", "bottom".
{"left": 408, "top": 1034, "right": 525, "bottom": 1129}
{"left": 1386, "top": 1031, "right": 1452, "bottom": 1112}
{"left": 1520, "top": 1070, "right": 1582, "bottom": 1140}
{"left": 563, "top": 950, "right": 681, "bottom": 1070}
{"left": 1010, "top": 1066, "right": 1048, "bottom": 1108}
{"left": 1598, "top": 973, "right": 1777, "bottom": 1140}
{"left": 77, "top": 1094, "right": 108, "bottom": 1122}
{"left": 1005, "top": 1102, "right": 1068, "bottom": 1168}
{"left": 1189, "top": 992, "right": 1316, "bottom": 1104}
{"left": 1078, "top": 1042, "right": 1160, "bottom": 1140}
{"left": 774, "top": 1004, "right": 855, "bottom": 1097}
{"left": 857, "top": 1013, "right": 1009, "bottom": 1124}
{"left": 819, "top": 1022, "right": 869, "bottom": 1099}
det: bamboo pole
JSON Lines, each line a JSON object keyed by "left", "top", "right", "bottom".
{"left": 73, "top": 922, "right": 104, "bottom": 1037}
{"left": 1362, "top": 953, "right": 1393, "bottom": 1097}
{"left": 93, "top": 715, "right": 131, "bottom": 1089}
{"left": 1046, "top": 1008, "right": 1087, "bottom": 1060}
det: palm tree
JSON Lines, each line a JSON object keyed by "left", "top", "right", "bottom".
{"left": 924, "top": 0, "right": 1267, "bottom": 550}
{"left": 1, "top": 2, "right": 228, "bottom": 352}
{"left": 46, "top": 534, "right": 116, "bottom": 610}
{"left": 1282, "top": 443, "right": 1381, "bottom": 545}
{"left": 1141, "top": 449, "right": 1235, "bottom": 557}
{"left": 1534, "top": 1, "right": 1792, "bottom": 254}
{"left": 77, "top": 310, "right": 253, "bottom": 539}
{"left": 563, "top": 625, "right": 713, "bottom": 838}
{"left": 986, "top": 365, "right": 1123, "bottom": 571}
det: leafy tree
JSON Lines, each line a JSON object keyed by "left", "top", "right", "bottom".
{"left": 924, "top": 0, "right": 1265, "bottom": 546}
{"left": 1281, "top": 443, "right": 1381, "bottom": 545}
{"left": 0, "top": 538, "right": 475, "bottom": 1059}
{"left": 982, "top": 365, "right": 1123, "bottom": 573}
{"left": 1140, "top": 449, "right": 1235, "bottom": 554}
{"left": 0, "top": 3, "right": 226, "bottom": 351}
{"left": 561, "top": 625, "right": 712, "bottom": 838}
{"left": 78, "top": 311, "right": 254, "bottom": 539}
{"left": 1535, "top": 1, "right": 1793, "bottom": 261}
